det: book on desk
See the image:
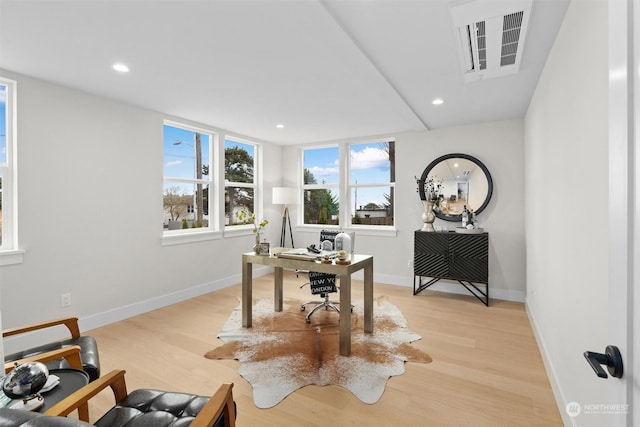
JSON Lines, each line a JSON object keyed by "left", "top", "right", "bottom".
{"left": 275, "top": 248, "right": 319, "bottom": 261}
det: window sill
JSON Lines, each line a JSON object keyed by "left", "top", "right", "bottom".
{"left": 0, "top": 249, "right": 25, "bottom": 266}
{"left": 224, "top": 226, "right": 260, "bottom": 238}
{"left": 295, "top": 225, "right": 397, "bottom": 238}
{"left": 161, "top": 230, "right": 222, "bottom": 246}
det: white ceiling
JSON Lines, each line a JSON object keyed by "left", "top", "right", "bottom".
{"left": 0, "top": 0, "right": 570, "bottom": 145}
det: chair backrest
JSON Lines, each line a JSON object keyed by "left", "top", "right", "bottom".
{"left": 308, "top": 272, "right": 338, "bottom": 295}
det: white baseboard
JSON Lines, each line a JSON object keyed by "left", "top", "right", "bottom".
{"left": 525, "top": 301, "right": 568, "bottom": 426}
{"left": 375, "top": 273, "right": 525, "bottom": 303}
{"left": 4, "top": 266, "right": 273, "bottom": 354}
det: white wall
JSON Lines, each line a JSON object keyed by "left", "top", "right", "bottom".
{"left": 0, "top": 71, "right": 283, "bottom": 351}
{"left": 283, "top": 118, "right": 526, "bottom": 302}
{"left": 524, "top": 1, "right": 609, "bottom": 426}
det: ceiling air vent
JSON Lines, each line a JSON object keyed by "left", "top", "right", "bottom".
{"left": 450, "top": 0, "right": 532, "bottom": 82}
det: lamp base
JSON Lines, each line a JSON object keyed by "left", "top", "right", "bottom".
{"left": 8, "top": 394, "right": 44, "bottom": 412}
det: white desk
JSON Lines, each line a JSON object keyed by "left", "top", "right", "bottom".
{"left": 241, "top": 250, "right": 374, "bottom": 356}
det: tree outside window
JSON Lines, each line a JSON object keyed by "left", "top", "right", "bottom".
{"left": 225, "top": 138, "right": 257, "bottom": 226}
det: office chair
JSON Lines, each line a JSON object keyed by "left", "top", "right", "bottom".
{"left": 299, "top": 230, "right": 353, "bottom": 323}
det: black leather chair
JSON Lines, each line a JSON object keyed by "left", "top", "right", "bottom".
{"left": 3, "top": 317, "right": 100, "bottom": 382}
{"left": 0, "top": 370, "right": 236, "bottom": 427}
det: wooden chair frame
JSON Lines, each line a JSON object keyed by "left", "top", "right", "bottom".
{"left": 3, "top": 317, "right": 82, "bottom": 340}
{"left": 45, "top": 369, "right": 236, "bottom": 427}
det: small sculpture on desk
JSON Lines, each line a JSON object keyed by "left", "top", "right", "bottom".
{"left": 336, "top": 250, "right": 351, "bottom": 265}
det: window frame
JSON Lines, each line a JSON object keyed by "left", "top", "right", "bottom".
{"left": 0, "top": 77, "right": 23, "bottom": 265}
{"left": 298, "top": 139, "right": 397, "bottom": 237}
{"left": 161, "top": 120, "right": 220, "bottom": 246}
{"left": 223, "top": 135, "right": 263, "bottom": 237}
{"left": 347, "top": 139, "right": 395, "bottom": 229}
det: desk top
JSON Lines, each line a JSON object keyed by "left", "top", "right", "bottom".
{"left": 243, "top": 249, "right": 372, "bottom": 274}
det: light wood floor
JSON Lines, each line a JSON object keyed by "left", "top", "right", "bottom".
{"left": 83, "top": 271, "right": 562, "bottom": 426}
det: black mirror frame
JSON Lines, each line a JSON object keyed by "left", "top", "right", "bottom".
{"left": 418, "top": 153, "right": 493, "bottom": 222}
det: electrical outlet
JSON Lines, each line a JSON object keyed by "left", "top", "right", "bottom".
{"left": 60, "top": 293, "right": 72, "bottom": 307}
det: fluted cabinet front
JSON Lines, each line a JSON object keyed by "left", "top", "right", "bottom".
{"left": 414, "top": 230, "right": 489, "bottom": 305}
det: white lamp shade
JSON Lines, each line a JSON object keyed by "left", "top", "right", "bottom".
{"left": 272, "top": 187, "right": 298, "bottom": 205}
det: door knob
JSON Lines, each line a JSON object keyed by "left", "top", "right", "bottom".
{"left": 583, "top": 345, "right": 623, "bottom": 378}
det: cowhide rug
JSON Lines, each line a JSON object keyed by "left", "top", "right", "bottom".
{"left": 205, "top": 296, "right": 431, "bottom": 408}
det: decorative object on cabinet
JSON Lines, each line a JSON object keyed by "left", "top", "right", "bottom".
{"left": 421, "top": 200, "right": 436, "bottom": 231}
{"left": 414, "top": 230, "right": 489, "bottom": 306}
{"left": 417, "top": 153, "right": 493, "bottom": 223}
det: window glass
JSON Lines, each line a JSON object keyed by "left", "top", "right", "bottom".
{"left": 225, "top": 138, "right": 257, "bottom": 226}
{"left": 163, "top": 123, "right": 213, "bottom": 231}
{"left": 302, "top": 146, "right": 339, "bottom": 225}
{"left": 0, "top": 85, "right": 6, "bottom": 165}
{"left": 0, "top": 82, "right": 8, "bottom": 248}
{"left": 0, "top": 170, "right": 3, "bottom": 245}
{"left": 303, "top": 146, "right": 339, "bottom": 185}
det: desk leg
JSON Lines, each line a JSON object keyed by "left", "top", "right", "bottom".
{"left": 339, "top": 274, "right": 352, "bottom": 356}
{"left": 274, "top": 266, "right": 283, "bottom": 312}
{"left": 364, "top": 259, "right": 373, "bottom": 333}
{"left": 242, "top": 259, "right": 252, "bottom": 328}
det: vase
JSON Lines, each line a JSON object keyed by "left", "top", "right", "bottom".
{"left": 421, "top": 200, "right": 436, "bottom": 232}
{"left": 253, "top": 233, "right": 261, "bottom": 253}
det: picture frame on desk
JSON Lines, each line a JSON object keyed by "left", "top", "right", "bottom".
{"left": 257, "top": 241, "right": 270, "bottom": 255}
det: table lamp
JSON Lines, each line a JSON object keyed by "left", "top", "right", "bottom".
{"left": 272, "top": 187, "right": 298, "bottom": 247}
{"left": 2, "top": 361, "right": 49, "bottom": 411}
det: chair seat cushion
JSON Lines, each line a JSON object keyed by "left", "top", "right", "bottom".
{"left": 93, "top": 389, "right": 230, "bottom": 427}
{"left": 4, "top": 336, "right": 100, "bottom": 381}
{"left": 0, "top": 408, "right": 93, "bottom": 426}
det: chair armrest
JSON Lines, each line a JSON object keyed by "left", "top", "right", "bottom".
{"left": 3, "top": 317, "right": 81, "bottom": 339}
{"left": 191, "top": 383, "right": 235, "bottom": 427}
{"left": 44, "top": 369, "right": 128, "bottom": 417}
{"left": 4, "top": 345, "right": 84, "bottom": 373}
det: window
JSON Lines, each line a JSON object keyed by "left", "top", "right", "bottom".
{"left": 301, "top": 140, "right": 395, "bottom": 228}
{"left": 225, "top": 137, "right": 258, "bottom": 227}
{"left": 0, "top": 77, "right": 19, "bottom": 262}
{"left": 302, "top": 146, "right": 339, "bottom": 225}
{"left": 163, "top": 122, "right": 215, "bottom": 232}
{"left": 349, "top": 140, "right": 395, "bottom": 226}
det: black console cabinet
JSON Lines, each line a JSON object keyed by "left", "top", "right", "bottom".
{"left": 414, "top": 230, "right": 489, "bottom": 306}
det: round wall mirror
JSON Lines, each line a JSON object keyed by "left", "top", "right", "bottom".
{"left": 418, "top": 153, "right": 493, "bottom": 222}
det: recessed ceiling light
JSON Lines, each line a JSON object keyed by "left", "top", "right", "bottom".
{"left": 276, "top": 123, "right": 285, "bottom": 129}
{"left": 432, "top": 98, "right": 444, "bottom": 105}
{"left": 112, "top": 63, "right": 129, "bottom": 73}
{"left": 454, "top": 163, "right": 459, "bottom": 167}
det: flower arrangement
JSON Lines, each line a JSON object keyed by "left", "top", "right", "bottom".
{"left": 235, "top": 209, "right": 268, "bottom": 234}
{"left": 416, "top": 175, "right": 443, "bottom": 202}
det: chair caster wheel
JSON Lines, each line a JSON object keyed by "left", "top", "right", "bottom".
{"left": 300, "top": 305, "right": 306, "bottom": 311}
{"left": 306, "top": 318, "right": 311, "bottom": 323}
